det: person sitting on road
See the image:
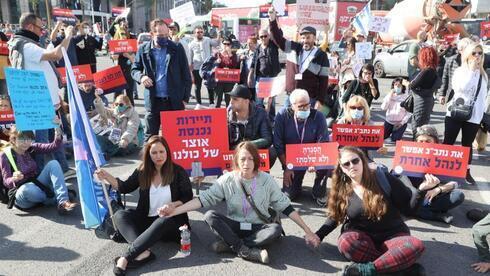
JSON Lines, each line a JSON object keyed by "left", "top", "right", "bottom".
{"left": 227, "top": 84, "right": 276, "bottom": 166}
{"left": 273, "top": 89, "right": 330, "bottom": 205}
{"left": 159, "top": 141, "right": 318, "bottom": 264}
{"left": 0, "top": 125, "right": 78, "bottom": 214}
{"left": 0, "top": 95, "right": 13, "bottom": 141}
{"left": 472, "top": 213, "right": 490, "bottom": 273}
{"left": 94, "top": 94, "right": 141, "bottom": 159}
{"left": 307, "top": 146, "right": 433, "bottom": 275}
{"left": 402, "top": 125, "right": 465, "bottom": 224}
{"left": 78, "top": 82, "right": 108, "bottom": 118}
{"left": 95, "top": 135, "right": 193, "bottom": 276}
{"left": 381, "top": 77, "right": 412, "bottom": 142}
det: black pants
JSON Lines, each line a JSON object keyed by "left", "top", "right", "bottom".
{"left": 443, "top": 116, "right": 480, "bottom": 165}
{"left": 215, "top": 82, "right": 233, "bottom": 108}
{"left": 192, "top": 70, "right": 203, "bottom": 104}
{"left": 282, "top": 169, "right": 330, "bottom": 201}
{"left": 203, "top": 210, "right": 282, "bottom": 252}
{"left": 113, "top": 209, "right": 180, "bottom": 261}
{"left": 115, "top": 66, "right": 135, "bottom": 106}
{"left": 145, "top": 98, "right": 174, "bottom": 141}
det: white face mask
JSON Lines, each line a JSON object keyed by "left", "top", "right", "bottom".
{"left": 351, "top": 109, "right": 364, "bottom": 120}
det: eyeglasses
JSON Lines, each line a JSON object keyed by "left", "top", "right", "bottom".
{"left": 349, "top": 106, "right": 363, "bottom": 110}
{"left": 341, "top": 157, "right": 361, "bottom": 168}
{"left": 472, "top": 51, "right": 483, "bottom": 57}
{"left": 259, "top": 35, "right": 268, "bottom": 38}
{"left": 296, "top": 103, "right": 310, "bottom": 110}
{"left": 223, "top": 43, "right": 231, "bottom": 45}
{"left": 33, "top": 24, "right": 44, "bottom": 30}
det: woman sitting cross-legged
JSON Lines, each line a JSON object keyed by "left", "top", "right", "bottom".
{"left": 159, "top": 141, "right": 318, "bottom": 264}
{"left": 95, "top": 135, "right": 193, "bottom": 276}
{"left": 307, "top": 146, "right": 438, "bottom": 275}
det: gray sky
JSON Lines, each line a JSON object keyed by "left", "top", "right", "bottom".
{"left": 215, "top": 0, "right": 270, "bottom": 8}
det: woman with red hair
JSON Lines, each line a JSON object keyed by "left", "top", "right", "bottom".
{"left": 402, "top": 46, "right": 441, "bottom": 139}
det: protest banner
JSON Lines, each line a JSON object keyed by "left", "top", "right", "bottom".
{"left": 111, "top": 7, "right": 125, "bottom": 17}
{"left": 57, "top": 64, "right": 93, "bottom": 85}
{"left": 4, "top": 68, "right": 56, "bottom": 131}
{"left": 328, "top": 58, "right": 339, "bottom": 84}
{"left": 108, "top": 39, "right": 138, "bottom": 54}
{"left": 215, "top": 68, "right": 241, "bottom": 83}
{"left": 286, "top": 142, "right": 338, "bottom": 170}
{"left": 368, "top": 16, "right": 391, "bottom": 33}
{"left": 355, "top": 42, "right": 373, "bottom": 60}
{"left": 331, "top": 1, "right": 369, "bottom": 41}
{"left": 93, "top": 65, "right": 127, "bottom": 94}
{"left": 210, "top": 14, "right": 222, "bottom": 28}
{"left": 332, "top": 124, "right": 384, "bottom": 149}
{"left": 296, "top": 0, "right": 330, "bottom": 30}
{"left": 393, "top": 141, "right": 469, "bottom": 180}
{"left": 256, "top": 76, "right": 285, "bottom": 98}
{"left": 161, "top": 108, "right": 229, "bottom": 176}
{"left": 352, "top": 60, "right": 363, "bottom": 77}
{"left": 52, "top": 8, "right": 77, "bottom": 25}
{"left": 0, "top": 111, "right": 15, "bottom": 128}
{"left": 238, "top": 19, "right": 259, "bottom": 43}
{"left": 259, "top": 3, "right": 288, "bottom": 18}
{"left": 443, "top": 33, "right": 459, "bottom": 45}
{"left": 222, "top": 149, "right": 270, "bottom": 172}
{"left": 481, "top": 21, "right": 490, "bottom": 41}
{"left": 0, "top": 41, "right": 8, "bottom": 56}
{"left": 170, "top": 1, "right": 196, "bottom": 26}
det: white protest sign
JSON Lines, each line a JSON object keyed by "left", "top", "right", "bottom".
{"left": 352, "top": 61, "right": 364, "bottom": 77}
{"left": 273, "top": 0, "right": 286, "bottom": 16}
{"left": 170, "top": 2, "right": 196, "bottom": 26}
{"left": 296, "top": 0, "right": 330, "bottom": 30}
{"left": 355, "top": 42, "right": 373, "bottom": 60}
{"left": 369, "top": 16, "right": 391, "bottom": 33}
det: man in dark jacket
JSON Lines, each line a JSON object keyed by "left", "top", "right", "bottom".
{"left": 131, "top": 18, "right": 191, "bottom": 141}
{"left": 73, "top": 22, "right": 103, "bottom": 73}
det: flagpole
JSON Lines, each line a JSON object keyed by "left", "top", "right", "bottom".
{"left": 99, "top": 179, "right": 117, "bottom": 229}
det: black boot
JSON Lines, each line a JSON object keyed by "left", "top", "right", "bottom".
{"left": 466, "top": 169, "right": 476, "bottom": 185}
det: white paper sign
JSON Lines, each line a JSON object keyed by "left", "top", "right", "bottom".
{"left": 355, "top": 42, "right": 373, "bottom": 60}
{"left": 352, "top": 61, "right": 364, "bottom": 77}
{"left": 369, "top": 16, "right": 391, "bottom": 33}
{"left": 170, "top": 1, "right": 196, "bottom": 26}
{"left": 296, "top": 0, "right": 330, "bottom": 30}
{"left": 273, "top": 0, "right": 286, "bottom": 16}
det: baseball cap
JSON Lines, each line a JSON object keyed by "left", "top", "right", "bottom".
{"left": 169, "top": 21, "right": 180, "bottom": 31}
{"left": 300, "top": 26, "right": 316, "bottom": 36}
{"left": 227, "top": 84, "right": 251, "bottom": 99}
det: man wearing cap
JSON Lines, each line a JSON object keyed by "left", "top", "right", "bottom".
{"left": 268, "top": 7, "right": 329, "bottom": 110}
{"left": 227, "top": 84, "right": 275, "bottom": 164}
{"left": 131, "top": 18, "right": 192, "bottom": 141}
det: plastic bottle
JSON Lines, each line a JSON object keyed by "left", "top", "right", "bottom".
{"left": 179, "top": 224, "right": 191, "bottom": 256}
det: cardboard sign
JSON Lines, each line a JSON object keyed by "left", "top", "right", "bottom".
{"left": 222, "top": 149, "right": 270, "bottom": 172}
{"left": 5, "top": 68, "right": 56, "bottom": 131}
{"left": 296, "top": 0, "right": 330, "bottom": 31}
{"left": 355, "top": 42, "right": 373, "bottom": 60}
{"left": 161, "top": 109, "right": 229, "bottom": 176}
{"left": 480, "top": 21, "right": 490, "bottom": 41}
{"left": 393, "top": 141, "right": 470, "bottom": 180}
{"left": 256, "top": 76, "right": 285, "bottom": 98}
{"left": 93, "top": 65, "right": 127, "bottom": 94}
{"left": 369, "top": 16, "right": 391, "bottom": 33}
{"left": 0, "top": 111, "right": 15, "bottom": 128}
{"left": 215, "top": 68, "right": 240, "bottom": 83}
{"left": 332, "top": 124, "right": 384, "bottom": 149}
{"left": 0, "top": 42, "right": 8, "bottom": 56}
{"left": 286, "top": 142, "right": 338, "bottom": 170}
{"left": 443, "top": 33, "right": 459, "bottom": 45}
{"left": 108, "top": 39, "right": 138, "bottom": 54}
{"left": 52, "top": 8, "right": 77, "bottom": 25}
{"left": 211, "top": 14, "right": 222, "bottom": 29}
{"left": 57, "top": 64, "right": 93, "bottom": 85}
{"left": 259, "top": 4, "right": 288, "bottom": 18}
{"left": 170, "top": 1, "right": 196, "bottom": 26}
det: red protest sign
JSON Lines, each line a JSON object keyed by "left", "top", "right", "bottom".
{"left": 443, "top": 33, "right": 459, "bottom": 45}
{"left": 57, "top": 64, "right": 93, "bottom": 85}
{"left": 0, "top": 111, "right": 15, "bottom": 128}
{"left": 332, "top": 124, "right": 384, "bottom": 149}
{"left": 93, "top": 65, "right": 127, "bottom": 94}
{"left": 257, "top": 78, "right": 273, "bottom": 98}
{"left": 215, "top": 68, "right": 240, "bottom": 83}
{"left": 481, "top": 21, "right": 490, "bottom": 41}
{"left": 112, "top": 7, "right": 125, "bottom": 17}
{"left": 52, "top": 8, "right": 77, "bottom": 25}
{"left": 393, "top": 141, "right": 469, "bottom": 180}
{"left": 222, "top": 149, "right": 270, "bottom": 172}
{"left": 285, "top": 142, "right": 338, "bottom": 170}
{"left": 211, "top": 14, "right": 222, "bottom": 29}
{"left": 161, "top": 109, "right": 229, "bottom": 176}
{"left": 108, "top": 39, "right": 138, "bottom": 54}
{"left": 0, "top": 42, "right": 8, "bottom": 56}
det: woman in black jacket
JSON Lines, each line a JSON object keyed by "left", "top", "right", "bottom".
{"left": 96, "top": 135, "right": 193, "bottom": 275}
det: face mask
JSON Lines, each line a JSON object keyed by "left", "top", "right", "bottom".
{"left": 117, "top": 105, "right": 128, "bottom": 113}
{"left": 351, "top": 109, "right": 364, "bottom": 120}
{"left": 394, "top": 87, "right": 402, "bottom": 94}
{"left": 296, "top": 110, "right": 310, "bottom": 120}
{"left": 84, "top": 28, "right": 90, "bottom": 34}
{"left": 157, "top": 36, "right": 168, "bottom": 47}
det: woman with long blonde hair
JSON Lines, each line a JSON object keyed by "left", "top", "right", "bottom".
{"left": 308, "top": 147, "right": 437, "bottom": 275}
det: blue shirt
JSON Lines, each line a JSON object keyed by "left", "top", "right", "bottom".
{"left": 151, "top": 46, "right": 168, "bottom": 98}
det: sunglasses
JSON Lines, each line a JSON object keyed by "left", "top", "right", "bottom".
{"left": 349, "top": 106, "right": 363, "bottom": 110}
{"left": 259, "top": 35, "right": 268, "bottom": 38}
{"left": 341, "top": 157, "right": 361, "bottom": 168}
{"left": 116, "top": 103, "right": 125, "bottom": 107}
{"left": 472, "top": 51, "right": 483, "bottom": 57}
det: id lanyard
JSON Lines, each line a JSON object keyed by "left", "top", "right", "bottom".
{"left": 298, "top": 49, "right": 314, "bottom": 72}
{"left": 294, "top": 116, "right": 307, "bottom": 143}
{"left": 242, "top": 177, "right": 257, "bottom": 218}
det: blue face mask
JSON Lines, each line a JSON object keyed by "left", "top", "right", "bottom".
{"left": 394, "top": 87, "right": 402, "bottom": 94}
{"left": 117, "top": 105, "right": 128, "bottom": 113}
{"left": 157, "top": 36, "right": 168, "bottom": 47}
{"left": 351, "top": 109, "right": 364, "bottom": 120}
{"left": 296, "top": 110, "right": 310, "bottom": 120}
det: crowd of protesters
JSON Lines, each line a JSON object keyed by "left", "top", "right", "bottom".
{"left": 0, "top": 5, "right": 490, "bottom": 276}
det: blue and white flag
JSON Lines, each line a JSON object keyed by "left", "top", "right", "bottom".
{"left": 352, "top": 2, "right": 372, "bottom": 36}
{"left": 62, "top": 48, "right": 116, "bottom": 228}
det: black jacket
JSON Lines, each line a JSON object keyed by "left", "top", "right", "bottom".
{"left": 250, "top": 41, "right": 281, "bottom": 79}
{"left": 116, "top": 164, "right": 193, "bottom": 227}
{"left": 227, "top": 103, "right": 273, "bottom": 149}
{"left": 437, "top": 53, "right": 461, "bottom": 98}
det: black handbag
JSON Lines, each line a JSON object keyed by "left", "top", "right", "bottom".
{"left": 450, "top": 75, "right": 482, "bottom": 122}
{"left": 481, "top": 112, "right": 490, "bottom": 132}
{"left": 400, "top": 93, "right": 414, "bottom": 113}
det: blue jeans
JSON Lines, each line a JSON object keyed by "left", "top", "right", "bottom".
{"left": 15, "top": 160, "right": 69, "bottom": 209}
{"left": 417, "top": 189, "right": 465, "bottom": 221}
{"left": 34, "top": 129, "right": 69, "bottom": 172}
{"left": 383, "top": 121, "right": 408, "bottom": 142}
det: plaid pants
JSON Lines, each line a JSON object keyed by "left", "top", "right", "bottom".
{"left": 338, "top": 230, "right": 425, "bottom": 273}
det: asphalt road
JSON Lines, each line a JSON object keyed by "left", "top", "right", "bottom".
{"left": 0, "top": 56, "right": 489, "bottom": 276}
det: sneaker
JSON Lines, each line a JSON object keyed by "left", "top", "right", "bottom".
{"left": 466, "top": 170, "right": 476, "bottom": 185}
{"left": 211, "top": 239, "right": 232, "bottom": 253}
{"left": 312, "top": 194, "right": 327, "bottom": 207}
{"left": 237, "top": 245, "right": 269, "bottom": 264}
{"left": 434, "top": 213, "right": 453, "bottom": 224}
{"left": 57, "top": 201, "right": 78, "bottom": 215}
{"left": 63, "top": 168, "right": 76, "bottom": 179}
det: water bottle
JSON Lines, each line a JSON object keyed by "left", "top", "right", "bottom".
{"left": 179, "top": 224, "right": 191, "bottom": 256}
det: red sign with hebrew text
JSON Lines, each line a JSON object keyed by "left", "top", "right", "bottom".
{"left": 285, "top": 142, "right": 338, "bottom": 170}
{"left": 215, "top": 68, "right": 240, "bottom": 83}
{"left": 57, "top": 64, "right": 93, "bottom": 85}
{"left": 108, "top": 39, "right": 138, "bottom": 53}
{"left": 93, "top": 65, "right": 127, "bottom": 94}
{"left": 332, "top": 124, "right": 384, "bottom": 149}
{"left": 0, "top": 42, "right": 8, "bottom": 56}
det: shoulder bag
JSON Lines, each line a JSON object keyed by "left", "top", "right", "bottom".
{"left": 450, "top": 75, "right": 482, "bottom": 122}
